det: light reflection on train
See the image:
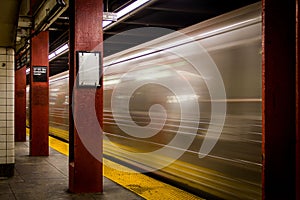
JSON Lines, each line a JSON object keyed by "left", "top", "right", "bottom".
{"left": 27, "top": 3, "right": 262, "bottom": 199}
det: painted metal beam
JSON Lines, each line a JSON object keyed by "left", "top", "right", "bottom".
{"left": 262, "top": 0, "right": 296, "bottom": 199}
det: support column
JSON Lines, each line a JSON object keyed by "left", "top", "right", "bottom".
{"left": 69, "top": 0, "right": 103, "bottom": 193}
{"left": 15, "top": 66, "right": 26, "bottom": 142}
{"left": 29, "top": 31, "right": 49, "bottom": 156}
{"left": 262, "top": 1, "right": 296, "bottom": 199}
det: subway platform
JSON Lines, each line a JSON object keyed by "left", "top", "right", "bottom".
{"left": 0, "top": 141, "right": 144, "bottom": 200}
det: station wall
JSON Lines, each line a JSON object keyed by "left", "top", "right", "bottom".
{"left": 0, "top": 47, "right": 15, "bottom": 177}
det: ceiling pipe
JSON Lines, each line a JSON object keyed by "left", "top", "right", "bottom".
{"left": 17, "top": 0, "right": 67, "bottom": 55}
{"left": 33, "top": 0, "right": 66, "bottom": 35}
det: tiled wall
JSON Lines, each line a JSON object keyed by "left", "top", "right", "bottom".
{"left": 0, "top": 47, "right": 15, "bottom": 177}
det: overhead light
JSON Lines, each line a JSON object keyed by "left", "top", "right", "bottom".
{"left": 55, "top": 43, "right": 69, "bottom": 55}
{"left": 49, "top": 43, "right": 69, "bottom": 61}
{"left": 117, "top": 0, "right": 150, "bottom": 19}
{"left": 102, "top": 0, "right": 151, "bottom": 28}
{"left": 102, "top": 20, "right": 112, "bottom": 27}
{"left": 48, "top": 52, "right": 56, "bottom": 60}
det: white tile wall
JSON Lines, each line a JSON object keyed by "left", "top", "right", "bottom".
{"left": 7, "top": 106, "right": 13, "bottom": 113}
{"left": 7, "top": 113, "right": 13, "bottom": 121}
{"left": 0, "top": 48, "right": 6, "bottom": 55}
{"left": 0, "top": 121, "right": 6, "bottom": 128}
{"left": 7, "top": 142, "right": 13, "bottom": 150}
{"left": 7, "top": 135, "right": 14, "bottom": 142}
{"left": 0, "top": 84, "right": 7, "bottom": 91}
{"left": 0, "top": 92, "right": 6, "bottom": 98}
{"left": 0, "top": 47, "right": 15, "bottom": 165}
{"left": 7, "top": 149, "right": 14, "bottom": 156}
{"left": 7, "top": 91, "right": 13, "bottom": 99}
{"left": 7, "top": 127, "right": 13, "bottom": 134}
{"left": 0, "top": 142, "right": 6, "bottom": 149}
{"left": 0, "top": 157, "right": 6, "bottom": 163}
{"left": 0, "top": 128, "right": 6, "bottom": 133}
{"left": 0, "top": 135, "right": 5, "bottom": 141}
{"left": 0, "top": 55, "right": 6, "bottom": 62}
{"left": 0, "top": 113, "right": 6, "bottom": 120}
{"left": 7, "top": 64, "right": 14, "bottom": 72}
{"left": 0, "top": 149, "right": 5, "bottom": 155}
{"left": 7, "top": 121, "right": 13, "bottom": 128}
{"left": 0, "top": 77, "right": 6, "bottom": 83}
{"left": 0, "top": 106, "right": 5, "bottom": 112}
{"left": 7, "top": 84, "right": 14, "bottom": 91}
{"left": 7, "top": 77, "right": 14, "bottom": 84}
{"left": 6, "top": 49, "right": 14, "bottom": 55}
{"left": 0, "top": 69, "right": 6, "bottom": 76}
{"left": 6, "top": 157, "right": 14, "bottom": 163}
{"left": 7, "top": 70, "right": 14, "bottom": 77}
{"left": 7, "top": 55, "right": 14, "bottom": 62}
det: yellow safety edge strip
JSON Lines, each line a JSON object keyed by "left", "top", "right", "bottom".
{"left": 26, "top": 128, "right": 204, "bottom": 200}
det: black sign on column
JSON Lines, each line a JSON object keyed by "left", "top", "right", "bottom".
{"left": 33, "top": 66, "right": 47, "bottom": 82}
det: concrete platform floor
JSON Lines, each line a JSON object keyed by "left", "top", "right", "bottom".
{"left": 0, "top": 141, "right": 144, "bottom": 200}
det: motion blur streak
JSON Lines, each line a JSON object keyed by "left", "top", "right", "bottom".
{"left": 26, "top": 3, "right": 262, "bottom": 199}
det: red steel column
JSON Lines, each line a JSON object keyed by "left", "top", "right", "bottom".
{"left": 15, "top": 66, "right": 26, "bottom": 142}
{"left": 30, "top": 31, "right": 49, "bottom": 156}
{"left": 69, "top": 0, "right": 103, "bottom": 193}
{"left": 262, "top": 1, "right": 296, "bottom": 199}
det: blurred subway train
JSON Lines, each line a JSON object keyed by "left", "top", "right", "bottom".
{"left": 26, "top": 3, "right": 262, "bottom": 199}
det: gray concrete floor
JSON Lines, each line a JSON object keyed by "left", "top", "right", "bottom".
{"left": 0, "top": 141, "right": 144, "bottom": 200}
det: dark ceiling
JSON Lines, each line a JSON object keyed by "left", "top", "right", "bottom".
{"left": 47, "top": 0, "right": 260, "bottom": 76}
{"left": 0, "top": 0, "right": 20, "bottom": 47}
